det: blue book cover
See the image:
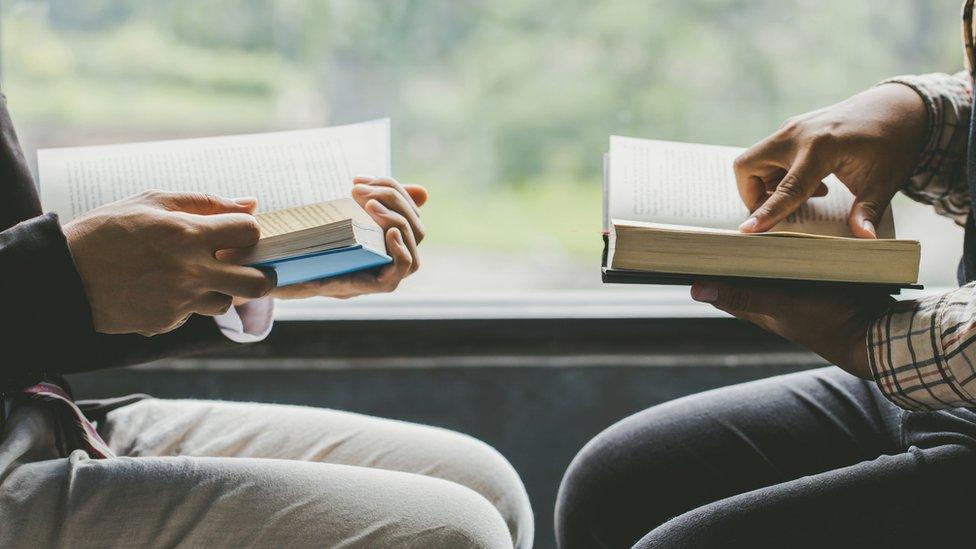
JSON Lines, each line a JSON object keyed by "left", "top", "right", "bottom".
{"left": 249, "top": 244, "right": 392, "bottom": 287}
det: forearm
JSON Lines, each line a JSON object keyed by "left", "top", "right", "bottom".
{"left": 42, "top": 304, "right": 273, "bottom": 384}
{"left": 68, "top": 298, "right": 274, "bottom": 375}
{"left": 76, "top": 316, "right": 235, "bottom": 373}
{"left": 868, "top": 285, "right": 976, "bottom": 410}
{"left": 880, "top": 72, "right": 972, "bottom": 224}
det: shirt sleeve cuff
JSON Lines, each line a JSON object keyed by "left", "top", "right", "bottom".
{"left": 212, "top": 297, "right": 274, "bottom": 343}
{"left": 868, "top": 291, "right": 976, "bottom": 411}
{"left": 877, "top": 73, "right": 971, "bottom": 176}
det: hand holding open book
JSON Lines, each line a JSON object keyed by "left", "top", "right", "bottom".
{"left": 602, "top": 137, "right": 921, "bottom": 290}
{"left": 265, "top": 177, "right": 428, "bottom": 299}
{"left": 600, "top": 133, "right": 924, "bottom": 380}
{"left": 39, "top": 120, "right": 427, "bottom": 297}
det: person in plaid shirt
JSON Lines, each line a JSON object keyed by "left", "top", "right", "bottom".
{"left": 557, "top": 2, "right": 976, "bottom": 548}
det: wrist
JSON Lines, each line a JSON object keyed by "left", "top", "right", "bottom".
{"left": 62, "top": 218, "right": 92, "bottom": 280}
{"left": 841, "top": 332, "right": 872, "bottom": 380}
{"left": 840, "top": 301, "right": 894, "bottom": 380}
{"left": 61, "top": 218, "right": 100, "bottom": 324}
{"left": 872, "top": 81, "right": 931, "bottom": 161}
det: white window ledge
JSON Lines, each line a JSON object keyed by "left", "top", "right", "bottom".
{"left": 273, "top": 286, "right": 952, "bottom": 321}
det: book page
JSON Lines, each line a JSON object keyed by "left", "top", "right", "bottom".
{"left": 257, "top": 198, "right": 373, "bottom": 238}
{"left": 607, "top": 136, "right": 895, "bottom": 238}
{"left": 38, "top": 119, "right": 391, "bottom": 221}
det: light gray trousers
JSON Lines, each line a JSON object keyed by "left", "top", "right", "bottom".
{"left": 0, "top": 398, "right": 533, "bottom": 548}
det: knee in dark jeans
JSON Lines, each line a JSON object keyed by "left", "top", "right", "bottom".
{"left": 556, "top": 408, "right": 687, "bottom": 549}
{"left": 632, "top": 502, "right": 764, "bottom": 549}
{"left": 555, "top": 430, "right": 624, "bottom": 549}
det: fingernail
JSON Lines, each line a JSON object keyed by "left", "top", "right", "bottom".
{"left": 368, "top": 199, "right": 388, "bottom": 213}
{"left": 352, "top": 184, "right": 371, "bottom": 195}
{"left": 353, "top": 174, "right": 376, "bottom": 182}
{"left": 691, "top": 284, "right": 719, "bottom": 303}
{"left": 739, "top": 217, "right": 759, "bottom": 232}
{"left": 234, "top": 197, "right": 257, "bottom": 207}
{"left": 861, "top": 219, "right": 876, "bottom": 236}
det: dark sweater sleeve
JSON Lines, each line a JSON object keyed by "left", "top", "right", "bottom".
{"left": 0, "top": 93, "right": 246, "bottom": 395}
{"left": 1, "top": 213, "right": 236, "bottom": 393}
{"left": 1, "top": 213, "right": 94, "bottom": 388}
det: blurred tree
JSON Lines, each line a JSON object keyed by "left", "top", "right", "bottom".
{"left": 0, "top": 0, "right": 965, "bottom": 256}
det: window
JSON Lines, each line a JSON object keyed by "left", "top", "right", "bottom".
{"left": 1, "top": 0, "right": 963, "bottom": 315}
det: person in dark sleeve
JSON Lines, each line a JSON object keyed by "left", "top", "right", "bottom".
{"left": 0, "top": 96, "right": 533, "bottom": 548}
{"left": 556, "top": 2, "right": 976, "bottom": 548}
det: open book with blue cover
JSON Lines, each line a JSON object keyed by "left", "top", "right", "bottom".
{"left": 37, "top": 119, "right": 393, "bottom": 287}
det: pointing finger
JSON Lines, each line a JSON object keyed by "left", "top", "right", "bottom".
{"left": 733, "top": 135, "right": 794, "bottom": 212}
{"left": 740, "top": 151, "right": 829, "bottom": 233}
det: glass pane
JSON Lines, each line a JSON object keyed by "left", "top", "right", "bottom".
{"left": 2, "top": 0, "right": 964, "bottom": 291}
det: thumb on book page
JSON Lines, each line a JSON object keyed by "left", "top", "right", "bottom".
{"left": 153, "top": 191, "right": 259, "bottom": 215}
{"left": 848, "top": 187, "right": 895, "bottom": 239}
{"left": 739, "top": 151, "right": 827, "bottom": 234}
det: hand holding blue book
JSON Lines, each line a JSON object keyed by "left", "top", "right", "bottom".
{"left": 37, "top": 119, "right": 395, "bottom": 287}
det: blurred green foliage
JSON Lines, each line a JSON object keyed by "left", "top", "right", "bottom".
{"left": 1, "top": 0, "right": 963, "bottom": 255}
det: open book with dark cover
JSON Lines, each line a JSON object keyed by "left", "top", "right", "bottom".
{"left": 602, "top": 137, "right": 922, "bottom": 292}
{"left": 38, "top": 119, "right": 392, "bottom": 287}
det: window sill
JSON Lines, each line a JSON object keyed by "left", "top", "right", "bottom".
{"left": 185, "top": 285, "right": 955, "bottom": 362}
{"left": 272, "top": 286, "right": 950, "bottom": 321}
{"left": 273, "top": 287, "right": 721, "bottom": 320}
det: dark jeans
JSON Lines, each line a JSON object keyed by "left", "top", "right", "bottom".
{"left": 555, "top": 367, "right": 976, "bottom": 548}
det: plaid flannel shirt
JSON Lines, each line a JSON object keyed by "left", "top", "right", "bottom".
{"left": 867, "top": 0, "right": 976, "bottom": 410}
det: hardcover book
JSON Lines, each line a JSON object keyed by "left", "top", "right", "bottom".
{"left": 602, "top": 136, "right": 921, "bottom": 291}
